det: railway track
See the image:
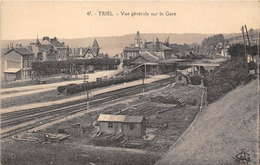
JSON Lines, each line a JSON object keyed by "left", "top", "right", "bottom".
{"left": 1, "top": 78, "right": 172, "bottom": 138}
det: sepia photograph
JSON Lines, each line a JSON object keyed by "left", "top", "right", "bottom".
{"left": 0, "top": 1, "right": 259, "bottom": 164}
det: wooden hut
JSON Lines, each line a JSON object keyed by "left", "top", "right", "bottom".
{"left": 97, "top": 114, "right": 146, "bottom": 138}
{"left": 175, "top": 71, "right": 189, "bottom": 85}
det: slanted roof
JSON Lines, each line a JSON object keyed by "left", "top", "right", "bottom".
{"left": 83, "top": 47, "right": 96, "bottom": 57}
{"left": 124, "top": 115, "right": 144, "bottom": 123}
{"left": 92, "top": 39, "right": 100, "bottom": 48}
{"left": 41, "top": 45, "right": 54, "bottom": 54}
{"left": 50, "top": 39, "right": 66, "bottom": 48}
{"left": 27, "top": 46, "right": 33, "bottom": 52}
{"left": 4, "top": 68, "right": 22, "bottom": 73}
{"left": 98, "top": 114, "right": 144, "bottom": 123}
{"left": 4, "top": 47, "right": 34, "bottom": 56}
{"left": 1, "top": 48, "right": 9, "bottom": 57}
{"left": 141, "top": 53, "right": 159, "bottom": 63}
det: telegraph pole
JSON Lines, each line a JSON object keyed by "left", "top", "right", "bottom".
{"left": 245, "top": 25, "right": 253, "bottom": 60}
{"left": 83, "top": 71, "right": 89, "bottom": 110}
{"left": 142, "top": 68, "right": 145, "bottom": 93}
{"left": 241, "top": 26, "right": 248, "bottom": 68}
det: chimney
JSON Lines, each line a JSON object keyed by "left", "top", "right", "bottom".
{"left": 16, "top": 44, "right": 18, "bottom": 48}
{"left": 80, "top": 48, "right": 82, "bottom": 56}
{"left": 43, "top": 36, "right": 49, "bottom": 41}
{"left": 7, "top": 45, "right": 9, "bottom": 50}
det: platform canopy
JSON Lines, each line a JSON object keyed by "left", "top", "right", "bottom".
{"left": 4, "top": 68, "right": 22, "bottom": 73}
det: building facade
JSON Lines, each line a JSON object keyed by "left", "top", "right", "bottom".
{"left": 28, "top": 36, "right": 68, "bottom": 61}
{"left": 98, "top": 114, "right": 146, "bottom": 138}
{"left": 123, "top": 31, "right": 173, "bottom": 60}
{"left": 4, "top": 46, "right": 34, "bottom": 80}
{"left": 69, "top": 39, "right": 101, "bottom": 59}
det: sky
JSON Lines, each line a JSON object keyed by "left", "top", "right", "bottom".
{"left": 1, "top": 1, "right": 260, "bottom": 40}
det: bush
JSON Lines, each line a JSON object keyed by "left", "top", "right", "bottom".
{"left": 204, "top": 59, "right": 249, "bottom": 103}
{"left": 57, "top": 86, "right": 66, "bottom": 93}
{"left": 248, "top": 61, "right": 257, "bottom": 70}
{"left": 66, "top": 84, "right": 82, "bottom": 95}
{"left": 190, "top": 75, "right": 202, "bottom": 85}
{"left": 57, "top": 73, "right": 144, "bottom": 95}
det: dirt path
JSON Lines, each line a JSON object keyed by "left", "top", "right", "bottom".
{"left": 1, "top": 70, "right": 115, "bottom": 99}
{"left": 158, "top": 79, "right": 258, "bottom": 165}
{"left": 1, "top": 75, "right": 170, "bottom": 114}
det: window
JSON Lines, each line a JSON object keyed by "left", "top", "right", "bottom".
{"left": 108, "top": 122, "right": 113, "bottom": 128}
{"left": 129, "top": 124, "right": 135, "bottom": 130}
{"left": 178, "top": 75, "right": 182, "bottom": 81}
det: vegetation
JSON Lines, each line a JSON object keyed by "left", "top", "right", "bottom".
{"left": 190, "top": 75, "right": 202, "bottom": 85}
{"left": 201, "top": 34, "right": 228, "bottom": 48}
{"left": 32, "top": 58, "right": 121, "bottom": 76}
{"left": 1, "top": 141, "right": 159, "bottom": 165}
{"left": 203, "top": 59, "right": 255, "bottom": 103}
{"left": 58, "top": 73, "right": 144, "bottom": 94}
{"left": 168, "top": 43, "right": 190, "bottom": 54}
{"left": 228, "top": 43, "right": 259, "bottom": 57}
{"left": 158, "top": 79, "right": 258, "bottom": 165}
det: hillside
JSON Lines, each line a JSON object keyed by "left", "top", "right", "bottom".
{"left": 1, "top": 33, "right": 214, "bottom": 56}
{"left": 158, "top": 79, "right": 258, "bottom": 165}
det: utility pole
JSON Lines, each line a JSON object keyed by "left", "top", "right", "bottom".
{"left": 83, "top": 71, "right": 89, "bottom": 110}
{"left": 170, "top": 64, "right": 173, "bottom": 86}
{"left": 241, "top": 26, "right": 248, "bottom": 68}
{"left": 86, "top": 81, "right": 89, "bottom": 110}
{"left": 142, "top": 68, "right": 145, "bottom": 93}
{"left": 245, "top": 25, "right": 253, "bottom": 60}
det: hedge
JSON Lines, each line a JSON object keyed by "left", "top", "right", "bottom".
{"left": 32, "top": 58, "right": 121, "bottom": 76}
{"left": 57, "top": 73, "right": 144, "bottom": 95}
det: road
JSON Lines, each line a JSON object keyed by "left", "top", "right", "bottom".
{"left": 1, "top": 70, "right": 115, "bottom": 99}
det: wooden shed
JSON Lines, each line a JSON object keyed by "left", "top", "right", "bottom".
{"left": 175, "top": 71, "right": 189, "bottom": 85}
{"left": 98, "top": 114, "right": 146, "bottom": 138}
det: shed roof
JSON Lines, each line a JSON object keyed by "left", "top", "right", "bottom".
{"left": 98, "top": 114, "right": 144, "bottom": 123}
{"left": 4, "top": 68, "right": 22, "bottom": 73}
{"left": 5, "top": 47, "right": 34, "bottom": 56}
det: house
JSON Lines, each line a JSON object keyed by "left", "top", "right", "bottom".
{"left": 4, "top": 45, "right": 34, "bottom": 80}
{"left": 221, "top": 48, "right": 228, "bottom": 56}
{"left": 246, "top": 54, "right": 257, "bottom": 63}
{"left": 126, "top": 52, "right": 160, "bottom": 75}
{"left": 98, "top": 114, "right": 146, "bottom": 138}
{"left": 69, "top": 39, "right": 100, "bottom": 59}
{"left": 29, "top": 36, "right": 68, "bottom": 61}
{"left": 123, "top": 31, "right": 173, "bottom": 60}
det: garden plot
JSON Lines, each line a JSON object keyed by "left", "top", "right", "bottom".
{"left": 29, "top": 84, "right": 204, "bottom": 151}
{"left": 2, "top": 83, "right": 205, "bottom": 165}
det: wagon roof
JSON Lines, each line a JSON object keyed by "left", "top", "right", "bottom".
{"left": 98, "top": 114, "right": 144, "bottom": 123}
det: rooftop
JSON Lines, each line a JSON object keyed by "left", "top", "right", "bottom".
{"left": 98, "top": 114, "right": 144, "bottom": 123}
{"left": 5, "top": 47, "right": 34, "bottom": 56}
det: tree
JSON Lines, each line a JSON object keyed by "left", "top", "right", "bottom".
{"left": 228, "top": 43, "right": 246, "bottom": 57}
{"left": 202, "top": 34, "right": 225, "bottom": 48}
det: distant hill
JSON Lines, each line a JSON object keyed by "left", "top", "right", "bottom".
{"left": 1, "top": 33, "right": 215, "bottom": 56}
{"left": 3, "top": 30, "right": 257, "bottom": 56}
